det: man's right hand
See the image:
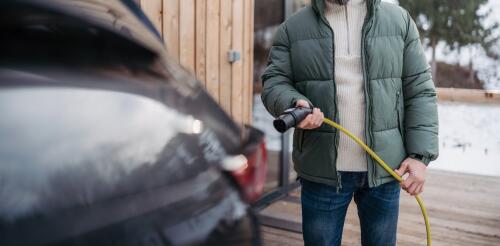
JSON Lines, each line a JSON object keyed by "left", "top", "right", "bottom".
{"left": 295, "top": 99, "right": 324, "bottom": 129}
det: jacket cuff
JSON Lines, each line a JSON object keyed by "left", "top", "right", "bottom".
{"left": 291, "top": 97, "right": 313, "bottom": 108}
{"left": 409, "top": 153, "right": 431, "bottom": 165}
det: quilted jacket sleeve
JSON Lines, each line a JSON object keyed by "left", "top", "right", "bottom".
{"left": 401, "top": 12, "right": 439, "bottom": 165}
{"left": 261, "top": 24, "right": 312, "bottom": 117}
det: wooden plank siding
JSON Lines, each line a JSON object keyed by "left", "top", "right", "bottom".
{"left": 162, "top": 0, "right": 179, "bottom": 62}
{"left": 195, "top": 0, "right": 207, "bottom": 87}
{"left": 205, "top": 0, "right": 221, "bottom": 103}
{"left": 231, "top": 0, "right": 244, "bottom": 123}
{"left": 244, "top": 0, "right": 254, "bottom": 123}
{"left": 139, "top": 0, "right": 254, "bottom": 125}
{"left": 219, "top": 0, "right": 233, "bottom": 114}
{"left": 139, "top": 0, "right": 163, "bottom": 36}
{"left": 179, "top": 0, "right": 196, "bottom": 73}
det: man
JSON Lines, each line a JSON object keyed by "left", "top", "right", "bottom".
{"left": 260, "top": 0, "right": 439, "bottom": 245}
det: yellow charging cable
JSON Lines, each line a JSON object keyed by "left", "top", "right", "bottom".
{"left": 322, "top": 118, "right": 431, "bottom": 246}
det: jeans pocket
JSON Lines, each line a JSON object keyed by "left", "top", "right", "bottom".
{"left": 301, "top": 180, "right": 330, "bottom": 211}
{"left": 301, "top": 179, "right": 352, "bottom": 211}
{"left": 378, "top": 180, "right": 401, "bottom": 194}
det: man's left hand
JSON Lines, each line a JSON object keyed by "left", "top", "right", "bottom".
{"left": 394, "top": 158, "right": 427, "bottom": 196}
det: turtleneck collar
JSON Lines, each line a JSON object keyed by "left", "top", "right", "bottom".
{"left": 325, "top": 0, "right": 366, "bottom": 12}
{"left": 325, "top": 0, "right": 365, "bottom": 8}
{"left": 312, "top": 0, "right": 380, "bottom": 19}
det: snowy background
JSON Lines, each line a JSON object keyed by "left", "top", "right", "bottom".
{"left": 253, "top": 95, "right": 500, "bottom": 177}
{"left": 434, "top": 102, "right": 500, "bottom": 176}
{"left": 382, "top": 0, "right": 500, "bottom": 89}
{"left": 413, "top": 0, "right": 500, "bottom": 90}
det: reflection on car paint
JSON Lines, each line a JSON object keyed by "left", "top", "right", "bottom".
{"left": 0, "top": 87, "right": 210, "bottom": 221}
{"left": 200, "top": 130, "right": 227, "bottom": 163}
{"left": 163, "top": 191, "right": 244, "bottom": 245}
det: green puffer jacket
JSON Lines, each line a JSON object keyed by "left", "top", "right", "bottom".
{"left": 261, "top": 0, "right": 439, "bottom": 187}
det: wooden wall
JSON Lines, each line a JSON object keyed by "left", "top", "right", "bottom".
{"left": 139, "top": 0, "right": 254, "bottom": 125}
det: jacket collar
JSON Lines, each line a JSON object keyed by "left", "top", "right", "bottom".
{"left": 312, "top": 0, "right": 380, "bottom": 18}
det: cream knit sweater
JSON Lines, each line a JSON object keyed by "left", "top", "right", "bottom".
{"left": 324, "top": 0, "right": 368, "bottom": 171}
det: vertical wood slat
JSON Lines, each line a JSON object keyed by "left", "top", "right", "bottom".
{"left": 243, "top": 0, "right": 254, "bottom": 124}
{"left": 140, "top": 0, "right": 163, "bottom": 36}
{"left": 205, "top": 0, "right": 221, "bottom": 102}
{"left": 219, "top": 0, "right": 233, "bottom": 114}
{"left": 195, "top": 0, "right": 207, "bottom": 87}
{"left": 163, "top": 0, "right": 179, "bottom": 62}
{"left": 248, "top": 0, "right": 255, "bottom": 124}
{"left": 231, "top": 0, "right": 244, "bottom": 123}
{"left": 179, "top": 0, "right": 195, "bottom": 73}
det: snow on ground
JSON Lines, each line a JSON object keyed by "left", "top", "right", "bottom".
{"left": 253, "top": 95, "right": 500, "bottom": 177}
{"left": 434, "top": 102, "right": 500, "bottom": 176}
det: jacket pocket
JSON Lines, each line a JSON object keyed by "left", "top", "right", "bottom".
{"left": 292, "top": 131, "right": 337, "bottom": 180}
{"left": 394, "top": 90, "right": 403, "bottom": 132}
{"left": 372, "top": 128, "right": 407, "bottom": 178}
{"left": 293, "top": 129, "right": 305, "bottom": 152}
{"left": 395, "top": 90, "right": 404, "bottom": 141}
{"left": 394, "top": 90, "right": 401, "bottom": 111}
{"left": 397, "top": 110, "right": 402, "bottom": 136}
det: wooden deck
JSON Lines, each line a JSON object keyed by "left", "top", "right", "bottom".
{"left": 258, "top": 170, "right": 500, "bottom": 246}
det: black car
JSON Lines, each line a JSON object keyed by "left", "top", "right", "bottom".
{"left": 0, "top": 0, "right": 267, "bottom": 245}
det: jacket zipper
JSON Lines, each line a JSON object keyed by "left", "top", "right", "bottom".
{"left": 394, "top": 91, "right": 401, "bottom": 110}
{"left": 319, "top": 12, "right": 340, "bottom": 189}
{"left": 361, "top": 5, "right": 376, "bottom": 187}
{"left": 395, "top": 90, "right": 403, "bottom": 137}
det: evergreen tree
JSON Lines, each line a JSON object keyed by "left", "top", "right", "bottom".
{"left": 452, "top": 1, "right": 499, "bottom": 84}
{"left": 399, "top": 0, "right": 498, "bottom": 82}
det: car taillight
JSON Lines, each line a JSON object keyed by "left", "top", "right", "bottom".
{"left": 229, "top": 141, "right": 268, "bottom": 203}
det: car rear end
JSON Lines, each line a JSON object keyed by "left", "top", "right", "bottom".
{"left": 0, "top": 0, "right": 267, "bottom": 245}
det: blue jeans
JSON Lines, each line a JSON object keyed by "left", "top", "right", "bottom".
{"left": 301, "top": 172, "right": 400, "bottom": 246}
